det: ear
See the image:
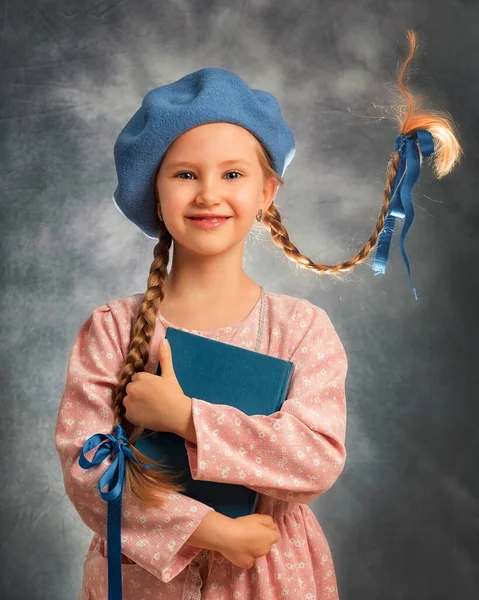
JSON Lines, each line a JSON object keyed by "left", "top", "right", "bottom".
{"left": 261, "top": 176, "right": 279, "bottom": 212}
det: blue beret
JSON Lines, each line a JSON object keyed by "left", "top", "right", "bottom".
{"left": 112, "top": 67, "right": 296, "bottom": 239}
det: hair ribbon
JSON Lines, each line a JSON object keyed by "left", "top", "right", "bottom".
{"left": 79, "top": 424, "right": 153, "bottom": 600}
{"left": 372, "top": 129, "right": 435, "bottom": 300}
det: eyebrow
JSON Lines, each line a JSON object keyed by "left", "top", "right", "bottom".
{"left": 166, "top": 159, "right": 253, "bottom": 168}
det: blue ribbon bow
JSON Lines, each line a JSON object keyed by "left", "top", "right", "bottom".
{"left": 372, "top": 129, "right": 435, "bottom": 300}
{"left": 79, "top": 424, "right": 153, "bottom": 600}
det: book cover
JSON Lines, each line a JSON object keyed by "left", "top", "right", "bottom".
{"left": 134, "top": 327, "right": 295, "bottom": 518}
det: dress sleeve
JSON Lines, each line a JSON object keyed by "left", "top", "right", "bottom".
{"left": 184, "top": 300, "right": 348, "bottom": 505}
{"left": 54, "top": 303, "right": 216, "bottom": 583}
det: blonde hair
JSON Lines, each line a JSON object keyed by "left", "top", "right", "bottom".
{"left": 112, "top": 29, "right": 463, "bottom": 507}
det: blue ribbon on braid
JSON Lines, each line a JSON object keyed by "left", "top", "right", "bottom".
{"left": 79, "top": 423, "right": 153, "bottom": 600}
{"left": 372, "top": 129, "right": 435, "bottom": 300}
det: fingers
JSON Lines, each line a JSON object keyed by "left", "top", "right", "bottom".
{"left": 257, "top": 514, "right": 275, "bottom": 526}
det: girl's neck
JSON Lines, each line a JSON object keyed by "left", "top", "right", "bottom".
{"left": 163, "top": 270, "right": 259, "bottom": 303}
{"left": 158, "top": 279, "right": 263, "bottom": 332}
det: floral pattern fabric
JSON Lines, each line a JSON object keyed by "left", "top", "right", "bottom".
{"left": 54, "top": 290, "right": 348, "bottom": 599}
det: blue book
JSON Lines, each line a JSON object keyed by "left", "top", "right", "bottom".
{"left": 134, "top": 326, "right": 295, "bottom": 518}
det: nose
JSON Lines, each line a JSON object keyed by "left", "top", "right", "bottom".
{"left": 195, "top": 174, "right": 222, "bottom": 206}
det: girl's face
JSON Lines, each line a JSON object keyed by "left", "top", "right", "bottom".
{"left": 156, "top": 122, "right": 276, "bottom": 256}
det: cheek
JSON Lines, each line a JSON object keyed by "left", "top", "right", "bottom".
{"left": 230, "top": 190, "right": 259, "bottom": 216}
{"left": 158, "top": 193, "right": 189, "bottom": 219}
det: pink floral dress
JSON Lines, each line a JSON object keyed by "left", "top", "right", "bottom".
{"left": 54, "top": 289, "right": 348, "bottom": 599}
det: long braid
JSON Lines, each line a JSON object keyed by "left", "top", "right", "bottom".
{"left": 261, "top": 29, "right": 462, "bottom": 281}
{"left": 262, "top": 149, "right": 403, "bottom": 278}
{"left": 110, "top": 186, "right": 190, "bottom": 507}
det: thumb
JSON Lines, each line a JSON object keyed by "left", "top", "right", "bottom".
{"left": 158, "top": 338, "right": 175, "bottom": 377}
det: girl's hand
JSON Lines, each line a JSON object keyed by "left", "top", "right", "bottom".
{"left": 123, "top": 339, "right": 191, "bottom": 435}
{"left": 215, "top": 514, "right": 281, "bottom": 569}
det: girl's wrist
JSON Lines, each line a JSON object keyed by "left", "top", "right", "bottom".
{"left": 185, "top": 510, "right": 233, "bottom": 552}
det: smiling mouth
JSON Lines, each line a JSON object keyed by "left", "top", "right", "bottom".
{"left": 187, "top": 217, "right": 231, "bottom": 220}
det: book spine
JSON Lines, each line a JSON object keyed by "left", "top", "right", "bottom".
{"left": 277, "top": 362, "right": 295, "bottom": 407}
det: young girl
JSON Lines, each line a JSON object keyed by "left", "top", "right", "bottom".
{"left": 54, "top": 30, "right": 461, "bottom": 600}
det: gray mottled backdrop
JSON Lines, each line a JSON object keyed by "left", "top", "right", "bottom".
{"left": 1, "top": 0, "right": 477, "bottom": 598}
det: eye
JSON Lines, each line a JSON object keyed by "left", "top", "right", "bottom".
{"left": 175, "top": 171, "right": 243, "bottom": 180}
{"left": 225, "top": 171, "right": 242, "bottom": 180}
